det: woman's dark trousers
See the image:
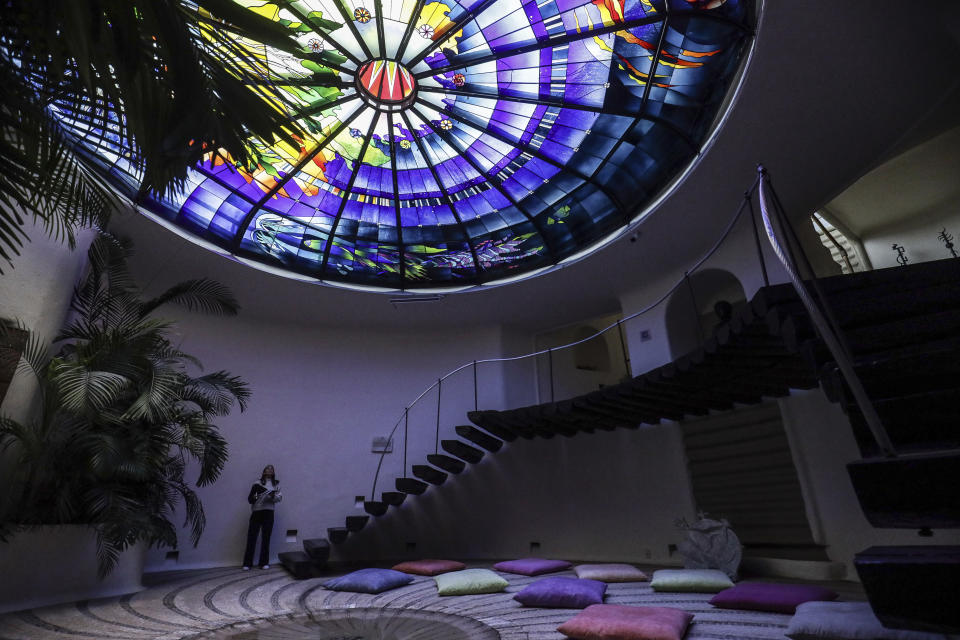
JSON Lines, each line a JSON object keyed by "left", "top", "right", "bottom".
{"left": 243, "top": 510, "right": 274, "bottom": 567}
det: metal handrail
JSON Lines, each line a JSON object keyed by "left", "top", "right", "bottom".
{"left": 370, "top": 174, "right": 765, "bottom": 497}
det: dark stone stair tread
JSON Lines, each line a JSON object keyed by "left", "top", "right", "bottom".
{"left": 412, "top": 464, "right": 447, "bottom": 485}
{"left": 848, "top": 452, "right": 960, "bottom": 529}
{"left": 395, "top": 477, "right": 428, "bottom": 494}
{"left": 303, "top": 538, "right": 330, "bottom": 563}
{"left": 455, "top": 425, "right": 503, "bottom": 451}
{"left": 278, "top": 551, "right": 316, "bottom": 579}
{"left": 381, "top": 491, "right": 406, "bottom": 505}
{"left": 427, "top": 453, "right": 466, "bottom": 474}
{"left": 327, "top": 527, "right": 349, "bottom": 544}
{"left": 467, "top": 411, "right": 518, "bottom": 441}
{"left": 441, "top": 439, "right": 484, "bottom": 463}
{"left": 345, "top": 515, "right": 369, "bottom": 531}
{"left": 363, "top": 500, "right": 389, "bottom": 516}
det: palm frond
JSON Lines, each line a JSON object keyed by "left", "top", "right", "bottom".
{"left": 49, "top": 361, "right": 129, "bottom": 413}
{"left": 139, "top": 278, "right": 240, "bottom": 317}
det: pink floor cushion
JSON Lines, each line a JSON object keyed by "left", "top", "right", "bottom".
{"left": 574, "top": 563, "right": 649, "bottom": 583}
{"left": 493, "top": 557, "right": 572, "bottom": 576}
{"left": 514, "top": 576, "right": 607, "bottom": 609}
{"left": 322, "top": 568, "right": 414, "bottom": 594}
{"left": 391, "top": 559, "right": 466, "bottom": 576}
{"left": 709, "top": 582, "right": 839, "bottom": 614}
{"left": 557, "top": 604, "right": 694, "bottom": 640}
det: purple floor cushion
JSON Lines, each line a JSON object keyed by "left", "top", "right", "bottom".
{"left": 391, "top": 559, "right": 466, "bottom": 576}
{"left": 322, "top": 568, "right": 414, "bottom": 594}
{"left": 514, "top": 577, "right": 607, "bottom": 608}
{"left": 709, "top": 582, "right": 838, "bottom": 614}
{"left": 493, "top": 557, "right": 572, "bottom": 576}
{"left": 786, "top": 601, "right": 952, "bottom": 640}
{"left": 557, "top": 604, "right": 694, "bottom": 640}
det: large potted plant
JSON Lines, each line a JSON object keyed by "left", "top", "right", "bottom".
{"left": 0, "top": 234, "right": 249, "bottom": 610}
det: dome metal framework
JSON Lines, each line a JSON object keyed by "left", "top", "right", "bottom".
{"left": 63, "top": 0, "right": 754, "bottom": 291}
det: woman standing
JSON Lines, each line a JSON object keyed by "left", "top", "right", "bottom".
{"left": 242, "top": 464, "right": 282, "bottom": 570}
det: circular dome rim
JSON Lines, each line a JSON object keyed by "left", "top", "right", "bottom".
{"left": 83, "top": 0, "right": 759, "bottom": 294}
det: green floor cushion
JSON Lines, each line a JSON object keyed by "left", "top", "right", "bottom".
{"left": 650, "top": 569, "right": 734, "bottom": 593}
{"left": 574, "top": 563, "right": 649, "bottom": 583}
{"left": 434, "top": 568, "right": 509, "bottom": 596}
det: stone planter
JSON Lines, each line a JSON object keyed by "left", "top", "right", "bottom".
{"left": 0, "top": 524, "right": 146, "bottom": 614}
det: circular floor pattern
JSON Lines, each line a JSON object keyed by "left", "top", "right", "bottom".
{"left": 185, "top": 608, "right": 499, "bottom": 640}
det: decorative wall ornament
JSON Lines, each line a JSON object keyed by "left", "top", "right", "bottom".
{"left": 891, "top": 243, "right": 909, "bottom": 266}
{"left": 675, "top": 513, "right": 743, "bottom": 580}
{"left": 938, "top": 228, "right": 957, "bottom": 258}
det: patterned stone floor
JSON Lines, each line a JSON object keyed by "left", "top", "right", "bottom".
{"left": 0, "top": 564, "right": 866, "bottom": 640}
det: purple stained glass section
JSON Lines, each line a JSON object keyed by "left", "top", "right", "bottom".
{"left": 60, "top": 0, "right": 754, "bottom": 289}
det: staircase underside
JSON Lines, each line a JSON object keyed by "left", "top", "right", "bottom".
{"left": 469, "top": 294, "right": 819, "bottom": 439}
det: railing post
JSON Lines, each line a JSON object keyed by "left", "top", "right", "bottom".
{"left": 616, "top": 320, "right": 631, "bottom": 378}
{"left": 747, "top": 192, "right": 770, "bottom": 286}
{"left": 435, "top": 378, "right": 442, "bottom": 455}
{"left": 473, "top": 360, "right": 478, "bottom": 411}
{"left": 548, "top": 348, "right": 555, "bottom": 402}
{"left": 403, "top": 407, "right": 409, "bottom": 476}
{"left": 684, "top": 272, "right": 704, "bottom": 344}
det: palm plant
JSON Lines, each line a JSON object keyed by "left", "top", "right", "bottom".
{"left": 0, "top": 234, "right": 250, "bottom": 575}
{"left": 0, "top": 0, "right": 304, "bottom": 269}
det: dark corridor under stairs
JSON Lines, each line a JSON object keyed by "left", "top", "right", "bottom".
{"left": 304, "top": 259, "right": 959, "bottom": 591}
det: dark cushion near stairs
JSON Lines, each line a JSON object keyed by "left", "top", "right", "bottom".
{"left": 322, "top": 568, "right": 414, "bottom": 594}
{"left": 278, "top": 551, "right": 315, "bottom": 579}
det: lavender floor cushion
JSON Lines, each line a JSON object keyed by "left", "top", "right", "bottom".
{"left": 493, "top": 557, "right": 572, "bottom": 576}
{"left": 786, "top": 601, "right": 952, "bottom": 640}
{"left": 514, "top": 577, "right": 607, "bottom": 609}
{"left": 650, "top": 569, "right": 734, "bottom": 593}
{"left": 557, "top": 604, "right": 694, "bottom": 640}
{"left": 322, "top": 568, "right": 414, "bottom": 594}
{"left": 574, "top": 564, "right": 649, "bottom": 583}
{"left": 391, "top": 559, "right": 466, "bottom": 576}
{"left": 709, "top": 582, "right": 838, "bottom": 614}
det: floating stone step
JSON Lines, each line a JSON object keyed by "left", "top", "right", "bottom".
{"left": 396, "top": 477, "right": 428, "bottom": 494}
{"left": 345, "top": 515, "right": 369, "bottom": 532}
{"left": 363, "top": 500, "right": 388, "bottom": 516}
{"left": 412, "top": 464, "right": 447, "bottom": 485}
{"left": 327, "top": 527, "right": 349, "bottom": 544}
{"left": 456, "top": 425, "right": 503, "bottom": 451}
{"left": 441, "top": 439, "right": 483, "bottom": 464}
{"left": 381, "top": 491, "right": 406, "bottom": 506}
{"left": 467, "top": 411, "right": 518, "bottom": 441}
{"left": 427, "top": 453, "right": 466, "bottom": 474}
{"left": 278, "top": 551, "right": 316, "bottom": 579}
{"left": 303, "top": 538, "right": 330, "bottom": 564}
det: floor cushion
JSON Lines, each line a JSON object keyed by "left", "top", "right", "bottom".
{"left": 786, "top": 601, "right": 952, "bottom": 640}
{"left": 650, "top": 568, "right": 734, "bottom": 593}
{"left": 709, "top": 582, "right": 838, "bottom": 614}
{"left": 557, "top": 604, "right": 695, "bottom": 640}
{"left": 391, "top": 559, "right": 466, "bottom": 576}
{"left": 322, "top": 568, "right": 414, "bottom": 594}
{"left": 514, "top": 576, "right": 607, "bottom": 608}
{"left": 434, "top": 568, "right": 509, "bottom": 596}
{"left": 574, "top": 563, "right": 649, "bottom": 583}
{"left": 493, "top": 557, "right": 572, "bottom": 576}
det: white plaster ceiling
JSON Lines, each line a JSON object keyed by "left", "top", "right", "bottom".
{"left": 825, "top": 125, "right": 960, "bottom": 237}
{"left": 111, "top": 0, "right": 960, "bottom": 331}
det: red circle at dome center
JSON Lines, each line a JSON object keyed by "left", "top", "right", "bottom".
{"left": 357, "top": 60, "right": 416, "bottom": 104}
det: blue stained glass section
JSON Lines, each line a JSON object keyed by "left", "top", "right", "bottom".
{"left": 59, "top": 0, "right": 754, "bottom": 289}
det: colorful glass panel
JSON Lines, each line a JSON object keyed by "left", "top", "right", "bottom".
{"left": 63, "top": 0, "right": 755, "bottom": 290}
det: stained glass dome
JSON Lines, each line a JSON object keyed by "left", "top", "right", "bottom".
{"left": 67, "top": 0, "right": 754, "bottom": 291}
